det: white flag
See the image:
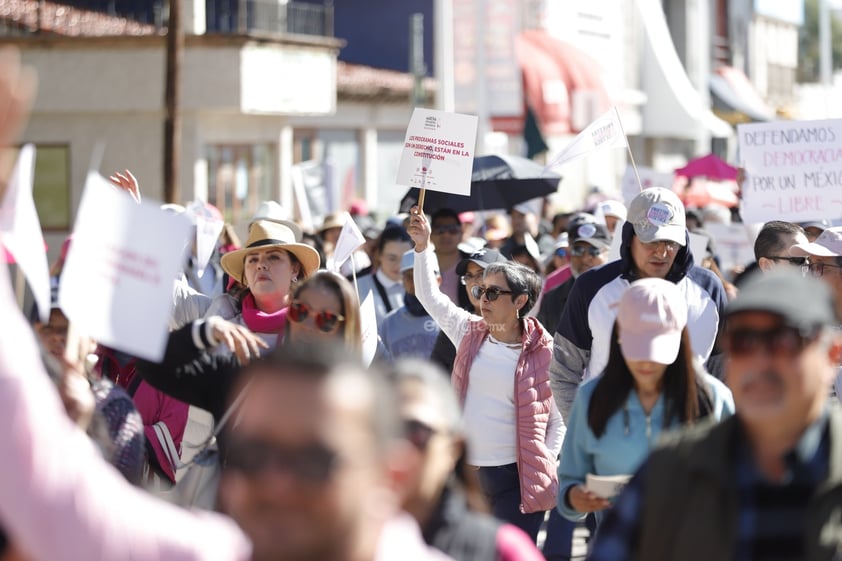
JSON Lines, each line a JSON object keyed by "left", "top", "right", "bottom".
{"left": 331, "top": 212, "right": 366, "bottom": 271}
{"left": 359, "top": 291, "right": 378, "bottom": 367}
{"left": 545, "top": 107, "right": 628, "bottom": 171}
{"left": 0, "top": 145, "right": 51, "bottom": 323}
{"left": 187, "top": 201, "right": 225, "bottom": 279}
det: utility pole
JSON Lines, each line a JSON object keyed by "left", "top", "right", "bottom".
{"left": 164, "top": 0, "right": 183, "bottom": 203}
{"left": 409, "top": 13, "right": 427, "bottom": 107}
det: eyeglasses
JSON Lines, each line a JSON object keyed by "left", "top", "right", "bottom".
{"left": 460, "top": 271, "right": 483, "bottom": 285}
{"left": 570, "top": 246, "right": 603, "bottom": 258}
{"left": 641, "top": 239, "right": 681, "bottom": 253}
{"left": 766, "top": 256, "right": 807, "bottom": 267}
{"left": 803, "top": 262, "right": 842, "bottom": 278}
{"left": 471, "top": 285, "right": 514, "bottom": 302}
{"left": 288, "top": 301, "right": 345, "bottom": 332}
{"left": 403, "top": 419, "right": 440, "bottom": 450}
{"left": 432, "top": 224, "right": 461, "bottom": 236}
{"left": 723, "top": 324, "right": 820, "bottom": 359}
{"left": 226, "top": 437, "right": 338, "bottom": 483}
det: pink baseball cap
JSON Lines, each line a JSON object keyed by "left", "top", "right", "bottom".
{"left": 616, "top": 278, "right": 688, "bottom": 364}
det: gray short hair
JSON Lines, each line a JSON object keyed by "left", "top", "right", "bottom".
{"left": 483, "top": 262, "right": 542, "bottom": 315}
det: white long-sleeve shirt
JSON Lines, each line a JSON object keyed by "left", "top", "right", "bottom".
{"left": 413, "top": 247, "right": 564, "bottom": 463}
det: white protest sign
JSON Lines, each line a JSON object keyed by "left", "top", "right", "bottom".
{"left": 738, "top": 118, "right": 842, "bottom": 224}
{"left": 396, "top": 108, "right": 478, "bottom": 196}
{"left": 586, "top": 473, "right": 631, "bottom": 500}
{"left": 0, "top": 145, "right": 51, "bottom": 323}
{"left": 59, "top": 173, "right": 191, "bottom": 361}
{"left": 704, "top": 222, "right": 756, "bottom": 275}
{"left": 185, "top": 200, "right": 225, "bottom": 279}
{"left": 545, "top": 107, "right": 628, "bottom": 172}
{"left": 621, "top": 165, "right": 675, "bottom": 206}
{"left": 332, "top": 212, "right": 366, "bottom": 271}
{"left": 688, "top": 232, "right": 709, "bottom": 262}
{"left": 359, "top": 291, "right": 378, "bottom": 367}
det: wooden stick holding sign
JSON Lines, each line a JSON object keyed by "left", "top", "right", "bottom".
{"left": 395, "top": 108, "right": 478, "bottom": 214}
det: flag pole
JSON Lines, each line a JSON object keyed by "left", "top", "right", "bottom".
{"left": 614, "top": 106, "right": 643, "bottom": 192}
{"left": 14, "top": 266, "right": 25, "bottom": 310}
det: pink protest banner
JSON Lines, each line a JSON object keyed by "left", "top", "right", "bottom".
{"left": 738, "top": 118, "right": 842, "bottom": 224}
{"left": 396, "top": 108, "right": 478, "bottom": 198}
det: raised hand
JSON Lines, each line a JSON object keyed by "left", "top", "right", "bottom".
{"left": 209, "top": 318, "right": 270, "bottom": 364}
{"left": 108, "top": 169, "right": 141, "bottom": 204}
{"left": 406, "top": 205, "right": 431, "bottom": 251}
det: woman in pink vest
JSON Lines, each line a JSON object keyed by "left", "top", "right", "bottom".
{"left": 408, "top": 206, "right": 563, "bottom": 543}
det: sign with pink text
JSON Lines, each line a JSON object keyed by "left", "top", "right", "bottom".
{"left": 59, "top": 172, "right": 191, "bottom": 361}
{"left": 396, "top": 108, "right": 478, "bottom": 196}
{"left": 738, "top": 118, "right": 842, "bottom": 224}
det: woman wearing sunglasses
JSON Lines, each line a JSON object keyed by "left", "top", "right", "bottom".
{"left": 407, "top": 206, "right": 562, "bottom": 544}
{"left": 557, "top": 278, "right": 733, "bottom": 529}
{"left": 392, "top": 359, "right": 545, "bottom": 561}
{"left": 138, "top": 271, "right": 364, "bottom": 434}
{"left": 207, "top": 219, "right": 320, "bottom": 351}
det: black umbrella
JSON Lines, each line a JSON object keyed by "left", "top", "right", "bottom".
{"left": 399, "top": 154, "right": 562, "bottom": 214}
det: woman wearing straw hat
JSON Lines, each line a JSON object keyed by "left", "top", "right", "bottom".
{"left": 212, "top": 219, "right": 320, "bottom": 350}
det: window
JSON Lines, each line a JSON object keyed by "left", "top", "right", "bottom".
{"left": 26, "top": 144, "right": 71, "bottom": 231}
{"left": 206, "top": 144, "right": 274, "bottom": 224}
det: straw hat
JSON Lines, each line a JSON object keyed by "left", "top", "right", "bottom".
{"left": 221, "top": 220, "right": 321, "bottom": 284}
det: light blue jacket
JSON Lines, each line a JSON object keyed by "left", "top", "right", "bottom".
{"left": 557, "top": 371, "right": 734, "bottom": 523}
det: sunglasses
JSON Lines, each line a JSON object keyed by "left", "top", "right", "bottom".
{"left": 225, "top": 437, "right": 338, "bottom": 483}
{"left": 433, "top": 224, "right": 461, "bottom": 236}
{"left": 570, "top": 246, "right": 603, "bottom": 258}
{"left": 766, "top": 256, "right": 806, "bottom": 267}
{"left": 554, "top": 248, "right": 568, "bottom": 258}
{"left": 641, "top": 240, "right": 680, "bottom": 253}
{"left": 471, "top": 285, "right": 514, "bottom": 302}
{"left": 723, "top": 324, "right": 820, "bottom": 359}
{"left": 403, "top": 419, "right": 439, "bottom": 451}
{"left": 288, "top": 301, "right": 345, "bottom": 332}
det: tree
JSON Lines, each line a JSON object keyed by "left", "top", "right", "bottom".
{"left": 798, "top": 0, "right": 842, "bottom": 82}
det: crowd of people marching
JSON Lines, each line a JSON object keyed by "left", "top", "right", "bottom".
{"left": 2, "top": 47, "right": 842, "bottom": 561}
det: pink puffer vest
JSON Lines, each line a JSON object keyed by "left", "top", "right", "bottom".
{"left": 452, "top": 316, "right": 558, "bottom": 513}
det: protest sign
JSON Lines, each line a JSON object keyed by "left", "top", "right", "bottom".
{"left": 332, "top": 212, "right": 365, "bottom": 271}
{"left": 0, "top": 145, "right": 51, "bottom": 323}
{"left": 621, "top": 165, "right": 674, "bottom": 205}
{"left": 59, "top": 172, "right": 191, "bottom": 362}
{"left": 396, "top": 108, "right": 478, "bottom": 197}
{"left": 738, "top": 118, "right": 842, "bottom": 224}
{"left": 194, "top": 213, "right": 224, "bottom": 278}
{"left": 546, "top": 107, "right": 629, "bottom": 172}
{"left": 704, "top": 222, "right": 756, "bottom": 276}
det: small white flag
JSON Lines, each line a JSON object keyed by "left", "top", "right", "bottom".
{"left": 0, "top": 145, "right": 51, "bottom": 323}
{"left": 359, "top": 291, "right": 378, "bottom": 367}
{"left": 545, "top": 107, "right": 628, "bottom": 171}
{"left": 332, "top": 212, "right": 366, "bottom": 271}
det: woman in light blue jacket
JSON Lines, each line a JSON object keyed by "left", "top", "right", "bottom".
{"left": 557, "top": 278, "right": 734, "bottom": 526}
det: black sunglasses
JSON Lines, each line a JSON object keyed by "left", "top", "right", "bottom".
{"left": 225, "top": 437, "right": 338, "bottom": 483}
{"left": 570, "top": 246, "right": 603, "bottom": 258}
{"left": 471, "top": 285, "right": 514, "bottom": 302}
{"left": 288, "top": 301, "right": 345, "bottom": 332}
{"left": 723, "top": 324, "right": 820, "bottom": 359}
{"left": 766, "top": 256, "right": 806, "bottom": 267}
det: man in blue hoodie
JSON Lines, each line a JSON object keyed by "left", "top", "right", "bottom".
{"left": 548, "top": 187, "right": 727, "bottom": 423}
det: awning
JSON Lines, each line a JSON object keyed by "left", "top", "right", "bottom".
{"left": 637, "top": 0, "right": 733, "bottom": 139}
{"left": 514, "top": 30, "right": 608, "bottom": 136}
{"left": 710, "top": 66, "right": 776, "bottom": 124}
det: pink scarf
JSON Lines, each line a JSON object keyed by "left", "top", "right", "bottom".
{"left": 241, "top": 293, "right": 288, "bottom": 334}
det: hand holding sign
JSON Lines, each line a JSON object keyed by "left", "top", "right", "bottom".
{"left": 396, "top": 108, "right": 478, "bottom": 214}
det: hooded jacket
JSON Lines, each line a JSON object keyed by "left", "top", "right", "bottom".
{"left": 548, "top": 222, "right": 726, "bottom": 423}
